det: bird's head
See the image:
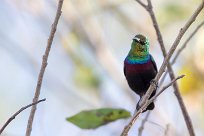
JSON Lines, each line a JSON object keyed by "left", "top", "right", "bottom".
{"left": 129, "top": 34, "right": 150, "bottom": 57}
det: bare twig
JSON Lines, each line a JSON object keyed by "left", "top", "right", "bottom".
{"left": 138, "top": 117, "right": 165, "bottom": 129}
{"left": 136, "top": 1, "right": 204, "bottom": 136}
{"left": 160, "top": 20, "right": 204, "bottom": 86}
{"left": 0, "top": 99, "right": 46, "bottom": 135}
{"left": 139, "top": 0, "right": 204, "bottom": 110}
{"left": 164, "top": 124, "right": 170, "bottom": 136}
{"left": 154, "top": 75, "right": 185, "bottom": 99}
{"left": 135, "top": 0, "right": 147, "bottom": 8}
{"left": 121, "top": 1, "right": 204, "bottom": 135}
{"left": 138, "top": 111, "right": 151, "bottom": 136}
{"left": 25, "top": 1, "right": 64, "bottom": 136}
{"left": 172, "top": 21, "right": 204, "bottom": 64}
{"left": 121, "top": 75, "right": 184, "bottom": 136}
{"left": 134, "top": 75, "right": 185, "bottom": 119}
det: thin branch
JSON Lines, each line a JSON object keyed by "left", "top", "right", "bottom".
{"left": 138, "top": 111, "right": 151, "bottom": 136}
{"left": 146, "top": 0, "right": 165, "bottom": 53}
{"left": 137, "top": 0, "right": 204, "bottom": 135}
{"left": 121, "top": 1, "right": 204, "bottom": 135}
{"left": 164, "top": 124, "right": 170, "bottom": 136}
{"left": 154, "top": 75, "right": 185, "bottom": 99}
{"left": 140, "top": 0, "right": 204, "bottom": 112}
{"left": 172, "top": 22, "right": 204, "bottom": 64}
{"left": 25, "top": 1, "right": 64, "bottom": 136}
{"left": 135, "top": 0, "right": 147, "bottom": 8}
{"left": 138, "top": 116, "right": 165, "bottom": 129}
{"left": 0, "top": 99, "right": 46, "bottom": 135}
{"left": 137, "top": 75, "right": 185, "bottom": 116}
{"left": 159, "top": 20, "right": 204, "bottom": 86}
{"left": 121, "top": 75, "right": 185, "bottom": 136}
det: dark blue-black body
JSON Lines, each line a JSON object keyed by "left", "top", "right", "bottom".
{"left": 124, "top": 34, "right": 158, "bottom": 112}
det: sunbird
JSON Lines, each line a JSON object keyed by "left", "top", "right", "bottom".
{"left": 124, "top": 34, "right": 158, "bottom": 112}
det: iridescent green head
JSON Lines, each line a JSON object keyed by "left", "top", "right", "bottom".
{"left": 128, "top": 34, "right": 150, "bottom": 58}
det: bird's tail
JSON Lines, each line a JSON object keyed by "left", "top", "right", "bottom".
{"left": 146, "top": 102, "right": 155, "bottom": 110}
{"left": 136, "top": 89, "right": 156, "bottom": 113}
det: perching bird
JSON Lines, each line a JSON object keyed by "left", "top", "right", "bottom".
{"left": 124, "top": 34, "right": 158, "bottom": 112}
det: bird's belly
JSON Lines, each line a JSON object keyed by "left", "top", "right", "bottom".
{"left": 125, "top": 63, "right": 157, "bottom": 95}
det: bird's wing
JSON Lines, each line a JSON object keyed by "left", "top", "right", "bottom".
{"left": 150, "top": 55, "right": 158, "bottom": 72}
{"left": 123, "top": 64, "right": 127, "bottom": 77}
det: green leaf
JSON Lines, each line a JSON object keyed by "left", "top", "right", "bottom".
{"left": 66, "top": 108, "right": 131, "bottom": 129}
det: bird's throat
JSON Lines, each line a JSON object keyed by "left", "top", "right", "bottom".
{"left": 128, "top": 47, "right": 149, "bottom": 58}
{"left": 126, "top": 54, "right": 150, "bottom": 64}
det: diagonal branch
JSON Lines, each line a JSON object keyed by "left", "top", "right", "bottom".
{"left": 138, "top": 111, "right": 151, "bottom": 136}
{"left": 121, "top": 1, "right": 204, "bottom": 135}
{"left": 138, "top": 0, "right": 204, "bottom": 104}
{"left": 121, "top": 75, "right": 185, "bottom": 136}
{"left": 136, "top": 0, "right": 204, "bottom": 135}
{"left": 0, "top": 99, "right": 46, "bottom": 135}
{"left": 171, "top": 21, "right": 204, "bottom": 64}
{"left": 164, "top": 124, "right": 170, "bottom": 136}
{"left": 135, "top": 0, "right": 147, "bottom": 8}
{"left": 25, "top": 0, "right": 64, "bottom": 136}
{"left": 160, "top": 20, "right": 204, "bottom": 86}
{"left": 154, "top": 75, "right": 185, "bottom": 99}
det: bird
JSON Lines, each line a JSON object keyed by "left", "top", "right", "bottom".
{"left": 124, "top": 34, "right": 158, "bottom": 112}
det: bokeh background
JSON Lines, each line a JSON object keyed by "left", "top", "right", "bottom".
{"left": 0, "top": 0, "right": 204, "bottom": 136}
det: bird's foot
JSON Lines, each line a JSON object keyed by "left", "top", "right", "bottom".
{"left": 150, "top": 79, "right": 158, "bottom": 89}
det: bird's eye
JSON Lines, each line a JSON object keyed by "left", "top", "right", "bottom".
{"left": 133, "top": 37, "right": 140, "bottom": 43}
{"left": 140, "top": 41, "right": 145, "bottom": 45}
{"left": 133, "top": 39, "right": 138, "bottom": 43}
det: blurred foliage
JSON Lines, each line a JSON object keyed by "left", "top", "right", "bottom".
{"left": 178, "top": 65, "right": 203, "bottom": 95}
{"left": 74, "top": 65, "right": 101, "bottom": 88}
{"left": 1, "top": 0, "right": 204, "bottom": 135}
{"left": 66, "top": 108, "right": 131, "bottom": 129}
{"left": 158, "top": 3, "right": 191, "bottom": 26}
{"left": 62, "top": 33, "right": 101, "bottom": 89}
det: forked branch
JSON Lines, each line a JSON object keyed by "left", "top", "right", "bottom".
{"left": 121, "top": 75, "right": 185, "bottom": 136}
{"left": 0, "top": 99, "right": 46, "bottom": 135}
{"left": 160, "top": 20, "right": 204, "bottom": 86}
{"left": 121, "top": 1, "right": 204, "bottom": 135}
{"left": 135, "top": 1, "right": 204, "bottom": 136}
